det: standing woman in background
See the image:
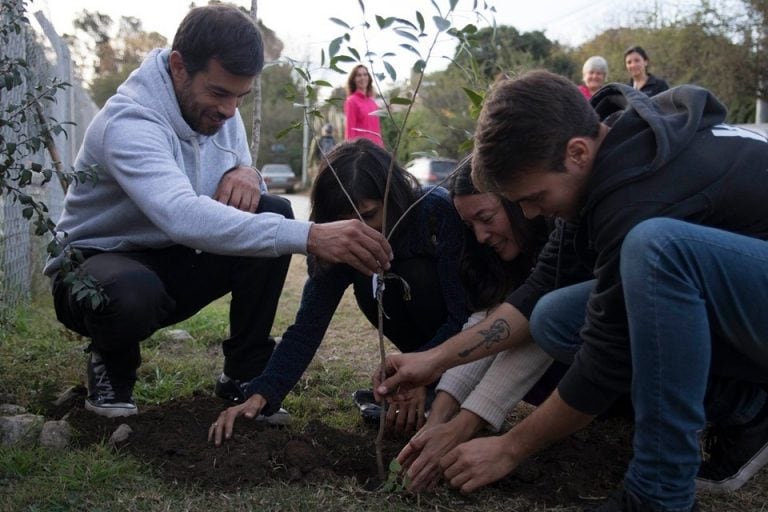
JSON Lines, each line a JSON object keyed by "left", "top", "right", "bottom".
{"left": 344, "top": 64, "right": 384, "bottom": 147}
{"left": 578, "top": 55, "right": 608, "bottom": 99}
{"left": 624, "top": 45, "right": 669, "bottom": 96}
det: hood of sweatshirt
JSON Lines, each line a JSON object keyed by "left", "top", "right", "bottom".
{"left": 586, "top": 83, "right": 728, "bottom": 211}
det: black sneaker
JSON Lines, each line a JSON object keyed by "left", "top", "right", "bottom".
{"left": 85, "top": 351, "right": 137, "bottom": 418}
{"left": 214, "top": 374, "right": 291, "bottom": 425}
{"left": 352, "top": 389, "right": 383, "bottom": 425}
{"left": 214, "top": 374, "right": 249, "bottom": 403}
{"left": 697, "top": 403, "right": 768, "bottom": 492}
{"left": 590, "top": 488, "right": 700, "bottom": 511}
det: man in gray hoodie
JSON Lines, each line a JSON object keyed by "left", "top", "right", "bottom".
{"left": 45, "top": 4, "right": 392, "bottom": 419}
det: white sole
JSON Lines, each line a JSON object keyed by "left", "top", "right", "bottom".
{"left": 696, "top": 441, "right": 768, "bottom": 493}
{"left": 85, "top": 399, "right": 138, "bottom": 418}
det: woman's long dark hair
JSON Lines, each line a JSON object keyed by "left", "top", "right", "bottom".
{"left": 310, "top": 138, "right": 420, "bottom": 242}
{"left": 450, "top": 155, "right": 550, "bottom": 311}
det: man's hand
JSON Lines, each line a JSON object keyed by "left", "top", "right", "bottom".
{"left": 307, "top": 220, "right": 393, "bottom": 276}
{"left": 440, "top": 435, "right": 519, "bottom": 493}
{"left": 208, "top": 393, "right": 267, "bottom": 446}
{"left": 398, "top": 413, "right": 479, "bottom": 492}
{"left": 385, "top": 386, "right": 427, "bottom": 436}
{"left": 373, "top": 351, "right": 443, "bottom": 402}
{"left": 215, "top": 165, "right": 262, "bottom": 212}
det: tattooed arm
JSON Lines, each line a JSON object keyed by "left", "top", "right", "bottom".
{"left": 374, "top": 303, "right": 531, "bottom": 399}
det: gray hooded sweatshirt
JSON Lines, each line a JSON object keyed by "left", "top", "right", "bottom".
{"left": 45, "top": 48, "right": 310, "bottom": 276}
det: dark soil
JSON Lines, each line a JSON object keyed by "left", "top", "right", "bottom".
{"left": 57, "top": 391, "right": 634, "bottom": 507}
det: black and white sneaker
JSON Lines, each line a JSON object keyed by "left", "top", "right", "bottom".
{"left": 214, "top": 373, "right": 291, "bottom": 425}
{"left": 85, "top": 351, "right": 137, "bottom": 418}
{"left": 697, "top": 403, "right": 768, "bottom": 492}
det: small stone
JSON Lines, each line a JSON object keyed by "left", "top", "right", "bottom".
{"left": 108, "top": 423, "right": 133, "bottom": 447}
{"left": 164, "top": 329, "right": 194, "bottom": 342}
{"left": 0, "top": 414, "right": 45, "bottom": 446}
{"left": 39, "top": 420, "right": 72, "bottom": 449}
{"left": 0, "top": 404, "right": 27, "bottom": 416}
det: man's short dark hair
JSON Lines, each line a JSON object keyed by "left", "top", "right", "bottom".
{"left": 472, "top": 70, "right": 600, "bottom": 192}
{"left": 171, "top": 4, "right": 264, "bottom": 77}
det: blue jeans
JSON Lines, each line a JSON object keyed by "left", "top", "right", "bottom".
{"left": 530, "top": 218, "right": 768, "bottom": 511}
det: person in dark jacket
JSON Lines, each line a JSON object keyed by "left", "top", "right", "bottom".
{"left": 209, "top": 138, "right": 469, "bottom": 442}
{"left": 375, "top": 71, "right": 768, "bottom": 511}
{"left": 624, "top": 45, "right": 669, "bottom": 96}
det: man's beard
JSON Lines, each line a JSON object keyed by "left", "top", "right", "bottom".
{"left": 177, "top": 81, "right": 224, "bottom": 136}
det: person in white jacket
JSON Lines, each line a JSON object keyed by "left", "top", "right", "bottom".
{"left": 45, "top": 4, "right": 392, "bottom": 418}
{"left": 395, "top": 157, "right": 569, "bottom": 491}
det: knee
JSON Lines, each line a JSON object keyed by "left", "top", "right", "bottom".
{"left": 621, "top": 218, "right": 694, "bottom": 280}
{"left": 530, "top": 293, "right": 575, "bottom": 363}
{"left": 621, "top": 218, "right": 686, "bottom": 262}
{"left": 258, "top": 194, "right": 295, "bottom": 219}
{"left": 91, "top": 269, "right": 171, "bottom": 341}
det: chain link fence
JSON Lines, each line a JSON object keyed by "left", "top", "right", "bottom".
{"left": 0, "top": 10, "right": 97, "bottom": 326}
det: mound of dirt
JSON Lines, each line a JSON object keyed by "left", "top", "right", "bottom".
{"left": 60, "top": 394, "right": 633, "bottom": 506}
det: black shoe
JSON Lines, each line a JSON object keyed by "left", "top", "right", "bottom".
{"left": 697, "top": 403, "right": 768, "bottom": 492}
{"left": 589, "top": 488, "right": 700, "bottom": 511}
{"left": 214, "top": 374, "right": 291, "bottom": 425}
{"left": 85, "top": 351, "right": 137, "bottom": 418}
{"left": 352, "top": 389, "right": 383, "bottom": 425}
{"left": 214, "top": 374, "right": 249, "bottom": 403}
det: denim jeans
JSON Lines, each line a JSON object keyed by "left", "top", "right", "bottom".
{"left": 530, "top": 218, "right": 768, "bottom": 511}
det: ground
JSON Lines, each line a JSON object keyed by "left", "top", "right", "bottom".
{"left": 56, "top": 390, "right": 634, "bottom": 508}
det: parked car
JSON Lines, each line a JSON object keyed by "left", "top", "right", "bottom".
{"left": 404, "top": 157, "right": 458, "bottom": 187}
{"left": 261, "top": 163, "right": 298, "bottom": 194}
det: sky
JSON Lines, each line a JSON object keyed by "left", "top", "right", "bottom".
{"left": 28, "top": 0, "right": 651, "bottom": 87}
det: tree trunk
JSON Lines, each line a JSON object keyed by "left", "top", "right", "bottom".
{"left": 250, "top": 0, "right": 262, "bottom": 165}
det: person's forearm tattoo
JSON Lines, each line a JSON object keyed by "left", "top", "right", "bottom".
{"left": 458, "top": 319, "right": 511, "bottom": 358}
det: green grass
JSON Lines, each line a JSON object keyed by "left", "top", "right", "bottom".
{"left": 2, "top": 255, "right": 768, "bottom": 511}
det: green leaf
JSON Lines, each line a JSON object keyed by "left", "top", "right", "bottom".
{"left": 416, "top": 11, "right": 425, "bottom": 33}
{"left": 313, "top": 80, "right": 333, "bottom": 87}
{"left": 294, "top": 67, "right": 309, "bottom": 82}
{"left": 376, "top": 16, "right": 395, "bottom": 29}
{"left": 449, "top": 0, "right": 459, "bottom": 11}
{"left": 383, "top": 61, "right": 397, "bottom": 82}
{"left": 394, "top": 18, "right": 417, "bottom": 31}
{"left": 389, "top": 96, "right": 412, "bottom": 105}
{"left": 413, "top": 60, "right": 427, "bottom": 73}
{"left": 349, "top": 47, "right": 361, "bottom": 61}
{"left": 328, "top": 36, "right": 344, "bottom": 58}
{"left": 276, "top": 122, "right": 302, "bottom": 139}
{"left": 328, "top": 17, "right": 352, "bottom": 30}
{"left": 394, "top": 29, "right": 419, "bottom": 43}
{"left": 462, "top": 87, "right": 485, "bottom": 108}
{"left": 357, "top": 0, "right": 365, "bottom": 14}
{"left": 399, "top": 44, "right": 422, "bottom": 58}
{"left": 433, "top": 16, "right": 450, "bottom": 32}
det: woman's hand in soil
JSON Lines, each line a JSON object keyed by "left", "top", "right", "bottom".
{"left": 440, "top": 435, "right": 517, "bottom": 493}
{"left": 399, "top": 410, "right": 483, "bottom": 492}
{"left": 208, "top": 394, "right": 267, "bottom": 446}
{"left": 385, "top": 386, "right": 427, "bottom": 435}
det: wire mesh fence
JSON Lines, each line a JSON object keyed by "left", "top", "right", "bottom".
{"left": 0, "top": 8, "right": 97, "bottom": 327}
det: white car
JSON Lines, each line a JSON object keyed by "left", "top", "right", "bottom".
{"left": 404, "top": 157, "right": 458, "bottom": 187}
{"left": 261, "top": 163, "right": 298, "bottom": 194}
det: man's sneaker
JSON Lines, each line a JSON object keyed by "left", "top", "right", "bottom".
{"left": 214, "top": 373, "right": 249, "bottom": 403}
{"left": 352, "top": 389, "right": 383, "bottom": 425}
{"left": 697, "top": 403, "right": 768, "bottom": 492}
{"left": 214, "top": 374, "right": 291, "bottom": 426}
{"left": 85, "top": 351, "right": 137, "bottom": 418}
{"left": 591, "top": 488, "right": 700, "bottom": 511}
